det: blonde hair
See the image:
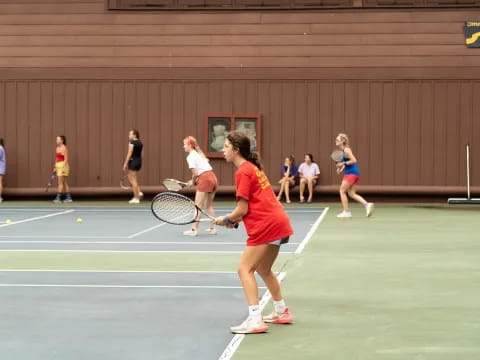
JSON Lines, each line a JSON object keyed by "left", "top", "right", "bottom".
{"left": 184, "top": 136, "right": 208, "bottom": 159}
{"left": 337, "top": 133, "right": 350, "bottom": 147}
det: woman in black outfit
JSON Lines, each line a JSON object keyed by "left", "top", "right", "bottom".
{"left": 123, "top": 129, "right": 143, "bottom": 204}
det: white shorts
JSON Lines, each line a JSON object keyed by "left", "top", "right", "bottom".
{"left": 268, "top": 236, "right": 290, "bottom": 246}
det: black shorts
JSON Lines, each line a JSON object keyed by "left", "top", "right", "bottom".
{"left": 128, "top": 158, "right": 142, "bottom": 171}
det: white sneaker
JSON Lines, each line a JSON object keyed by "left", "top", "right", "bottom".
{"left": 230, "top": 317, "right": 268, "bottom": 334}
{"left": 183, "top": 229, "right": 198, "bottom": 236}
{"left": 366, "top": 203, "right": 374, "bottom": 217}
{"left": 128, "top": 198, "right": 140, "bottom": 204}
{"left": 336, "top": 211, "right": 352, "bottom": 218}
{"left": 205, "top": 228, "right": 217, "bottom": 235}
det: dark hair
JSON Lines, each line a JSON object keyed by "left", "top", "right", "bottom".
{"left": 0, "top": 137, "right": 4, "bottom": 147}
{"left": 227, "top": 131, "right": 263, "bottom": 170}
{"left": 131, "top": 129, "right": 140, "bottom": 139}
{"left": 286, "top": 155, "right": 295, "bottom": 165}
{"left": 305, "top": 153, "right": 314, "bottom": 162}
{"left": 58, "top": 135, "right": 67, "bottom": 145}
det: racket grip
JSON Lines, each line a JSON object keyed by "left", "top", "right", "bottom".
{"left": 234, "top": 223, "right": 239, "bottom": 229}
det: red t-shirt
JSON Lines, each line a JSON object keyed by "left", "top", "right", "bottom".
{"left": 235, "top": 161, "right": 294, "bottom": 246}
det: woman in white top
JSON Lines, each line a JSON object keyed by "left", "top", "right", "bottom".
{"left": 183, "top": 136, "right": 219, "bottom": 236}
{"left": 298, "top": 153, "right": 320, "bottom": 203}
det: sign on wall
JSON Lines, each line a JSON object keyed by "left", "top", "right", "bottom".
{"left": 464, "top": 21, "right": 480, "bottom": 48}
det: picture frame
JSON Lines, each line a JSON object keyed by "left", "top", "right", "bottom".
{"left": 205, "top": 115, "right": 233, "bottom": 158}
{"left": 233, "top": 115, "right": 262, "bottom": 154}
{"left": 204, "top": 114, "right": 262, "bottom": 158}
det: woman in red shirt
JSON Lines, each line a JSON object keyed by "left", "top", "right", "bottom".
{"left": 216, "top": 131, "right": 294, "bottom": 334}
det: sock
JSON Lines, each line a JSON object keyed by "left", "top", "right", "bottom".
{"left": 273, "top": 299, "right": 286, "bottom": 314}
{"left": 363, "top": 203, "right": 368, "bottom": 208}
{"left": 248, "top": 305, "right": 261, "bottom": 321}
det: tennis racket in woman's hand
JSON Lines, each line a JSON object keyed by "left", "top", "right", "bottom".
{"left": 45, "top": 171, "right": 57, "bottom": 192}
{"left": 162, "top": 178, "right": 188, "bottom": 192}
{"left": 330, "top": 149, "right": 343, "bottom": 163}
{"left": 151, "top": 192, "right": 238, "bottom": 228}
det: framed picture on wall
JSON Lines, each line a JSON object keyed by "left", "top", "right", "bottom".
{"left": 205, "top": 115, "right": 232, "bottom": 158}
{"left": 205, "top": 114, "right": 262, "bottom": 158}
{"left": 233, "top": 115, "right": 261, "bottom": 153}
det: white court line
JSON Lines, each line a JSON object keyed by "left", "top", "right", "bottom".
{"left": 0, "top": 284, "right": 266, "bottom": 289}
{"left": 127, "top": 222, "right": 168, "bottom": 238}
{"left": 0, "top": 235, "right": 126, "bottom": 239}
{"left": 0, "top": 208, "right": 324, "bottom": 213}
{"left": 294, "top": 207, "right": 329, "bottom": 254}
{"left": 0, "top": 270, "right": 238, "bottom": 273}
{"left": 0, "top": 240, "right": 299, "bottom": 245}
{"left": 0, "top": 250, "right": 245, "bottom": 253}
{"left": 219, "top": 272, "right": 287, "bottom": 360}
{"left": 0, "top": 209, "right": 75, "bottom": 228}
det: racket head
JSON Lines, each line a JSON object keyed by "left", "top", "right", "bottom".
{"left": 151, "top": 192, "right": 199, "bottom": 225}
{"left": 162, "top": 179, "right": 185, "bottom": 192}
{"left": 120, "top": 172, "right": 131, "bottom": 189}
{"left": 330, "top": 149, "right": 344, "bottom": 163}
{"left": 45, "top": 171, "right": 57, "bottom": 192}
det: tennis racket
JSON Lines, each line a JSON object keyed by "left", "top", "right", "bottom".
{"left": 120, "top": 171, "right": 131, "bottom": 189}
{"left": 151, "top": 192, "right": 238, "bottom": 228}
{"left": 45, "top": 171, "right": 57, "bottom": 192}
{"left": 330, "top": 149, "right": 344, "bottom": 163}
{"left": 162, "top": 178, "right": 188, "bottom": 192}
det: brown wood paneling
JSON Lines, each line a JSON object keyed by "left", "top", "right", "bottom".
{"left": 0, "top": 79, "right": 479, "bottom": 190}
{"left": 28, "top": 82, "right": 42, "bottom": 186}
{"left": 432, "top": 82, "right": 447, "bottom": 186}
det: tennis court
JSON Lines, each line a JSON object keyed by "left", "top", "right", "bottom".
{"left": 0, "top": 203, "right": 326, "bottom": 360}
{"left": 1, "top": 202, "right": 478, "bottom": 360}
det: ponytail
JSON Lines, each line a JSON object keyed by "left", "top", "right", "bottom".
{"left": 184, "top": 135, "right": 208, "bottom": 160}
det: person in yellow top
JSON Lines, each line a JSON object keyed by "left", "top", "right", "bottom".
{"left": 53, "top": 135, "right": 72, "bottom": 203}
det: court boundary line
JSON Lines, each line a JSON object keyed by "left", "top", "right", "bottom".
{"left": 0, "top": 240, "right": 299, "bottom": 245}
{"left": 127, "top": 222, "right": 168, "bottom": 238}
{"left": 0, "top": 270, "right": 238, "bottom": 273}
{"left": 0, "top": 209, "right": 75, "bottom": 228}
{"left": 219, "top": 272, "right": 287, "bottom": 360}
{"left": 0, "top": 284, "right": 266, "bottom": 289}
{"left": 1, "top": 208, "right": 325, "bottom": 213}
{"left": 294, "top": 207, "right": 329, "bottom": 254}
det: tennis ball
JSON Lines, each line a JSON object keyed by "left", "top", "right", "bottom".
{"left": 76, "top": 218, "right": 83, "bottom": 224}
{"left": 5, "top": 219, "right": 11, "bottom": 224}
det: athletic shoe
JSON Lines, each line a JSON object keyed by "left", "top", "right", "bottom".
{"left": 139, "top": 192, "right": 144, "bottom": 199}
{"left": 263, "top": 308, "right": 294, "bottom": 324}
{"left": 205, "top": 228, "right": 217, "bottom": 235}
{"left": 53, "top": 197, "right": 62, "bottom": 204}
{"left": 336, "top": 211, "right": 352, "bottom": 218}
{"left": 128, "top": 198, "right": 140, "bottom": 204}
{"left": 63, "top": 196, "right": 73, "bottom": 203}
{"left": 183, "top": 229, "right": 198, "bottom": 236}
{"left": 230, "top": 317, "right": 269, "bottom": 334}
{"left": 366, "top": 203, "right": 374, "bottom": 217}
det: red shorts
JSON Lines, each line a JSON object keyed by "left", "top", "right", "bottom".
{"left": 343, "top": 174, "right": 360, "bottom": 185}
{"left": 197, "top": 171, "right": 218, "bottom": 193}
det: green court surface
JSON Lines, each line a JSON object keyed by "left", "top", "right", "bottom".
{"left": 235, "top": 203, "right": 480, "bottom": 360}
{"left": 1, "top": 201, "right": 479, "bottom": 359}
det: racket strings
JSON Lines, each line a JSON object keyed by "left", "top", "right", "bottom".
{"left": 163, "top": 180, "right": 183, "bottom": 192}
{"left": 151, "top": 192, "right": 197, "bottom": 224}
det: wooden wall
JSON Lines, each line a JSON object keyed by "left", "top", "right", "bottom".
{"left": 0, "top": 1, "right": 479, "bottom": 192}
